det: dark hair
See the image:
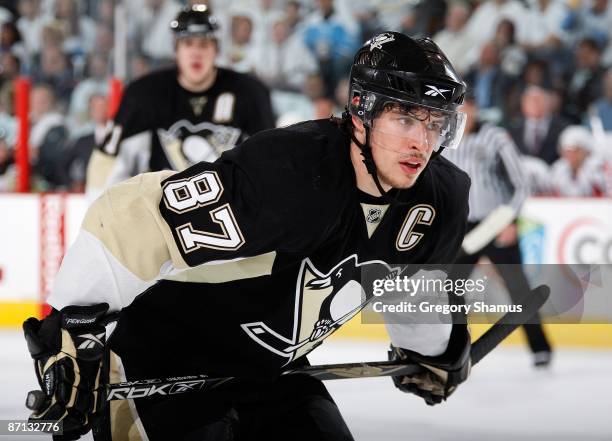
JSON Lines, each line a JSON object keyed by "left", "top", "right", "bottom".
{"left": 1, "top": 21, "right": 22, "bottom": 45}
{"left": 496, "top": 19, "right": 516, "bottom": 45}
{"left": 579, "top": 37, "right": 602, "bottom": 53}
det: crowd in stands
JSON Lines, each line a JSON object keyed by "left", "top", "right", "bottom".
{"left": 0, "top": 0, "right": 610, "bottom": 197}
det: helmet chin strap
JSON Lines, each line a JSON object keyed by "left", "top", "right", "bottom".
{"left": 350, "top": 123, "right": 446, "bottom": 206}
{"left": 350, "top": 127, "right": 384, "bottom": 192}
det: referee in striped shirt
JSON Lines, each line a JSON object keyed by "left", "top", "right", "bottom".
{"left": 443, "top": 96, "right": 552, "bottom": 367}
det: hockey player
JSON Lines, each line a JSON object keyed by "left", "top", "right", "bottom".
{"left": 24, "top": 32, "right": 471, "bottom": 440}
{"left": 85, "top": 4, "right": 275, "bottom": 200}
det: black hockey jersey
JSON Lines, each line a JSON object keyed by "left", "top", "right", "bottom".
{"left": 50, "top": 119, "right": 470, "bottom": 381}
{"left": 86, "top": 67, "right": 275, "bottom": 196}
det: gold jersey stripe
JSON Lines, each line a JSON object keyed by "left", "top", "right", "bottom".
{"left": 82, "top": 170, "right": 188, "bottom": 282}
{"left": 163, "top": 251, "right": 276, "bottom": 284}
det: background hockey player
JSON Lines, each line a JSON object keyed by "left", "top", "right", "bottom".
{"left": 443, "top": 96, "right": 553, "bottom": 367}
{"left": 24, "top": 32, "right": 472, "bottom": 440}
{"left": 85, "top": 4, "right": 275, "bottom": 200}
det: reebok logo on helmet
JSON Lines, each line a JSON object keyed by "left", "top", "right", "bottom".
{"left": 424, "top": 85, "right": 451, "bottom": 99}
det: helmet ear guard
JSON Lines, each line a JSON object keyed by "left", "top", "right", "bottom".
{"left": 349, "top": 86, "right": 378, "bottom": 127}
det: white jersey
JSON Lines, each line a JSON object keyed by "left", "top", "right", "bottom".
{"left": 443, "top": 123, "right": 529, "bottom": 222}
{"left": 550, "top": 155, "right": 608, "bottom": 197}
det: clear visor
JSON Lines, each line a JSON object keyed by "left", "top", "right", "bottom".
{"left": 367, "top": 95, "right": 467, "bottom": 151}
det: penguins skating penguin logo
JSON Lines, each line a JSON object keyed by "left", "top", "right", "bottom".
{"left": 241, "top": 255, "right": 399, "bottom": 365}
{"left": 158, "top": 120, "right": 242, "bottom": 170}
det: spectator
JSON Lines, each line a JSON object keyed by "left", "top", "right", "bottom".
{"left": 518, "top": 0, "right": 571, "bottom": 75}
{"left": 39, "top": 21, "right": 65, "bottom": 51}
{"left": 518, "top": 0, "right": 569, "bottom": 51}
{"left": 432, "top": 1, "right": 474, "bottom": 74}
{"left": 68, "top": 52, "right": 109, "bottom": 131}
{"left": 274, "top": 72, "right": 327, "bottom": 126}
{"left": 550, "top": 125, "right": 607, "bottom": 196}
{"left": 464, "top": 41, "right": 512, "bottom": 123}
{"left": 410, "top": 0, "right": 448, "bottom": 36}
{"left": 94, "top": 0, "right": 115, "bottom": 28}
{"left": 0, "top": 3, "right": 12, "bottom": 26}
{"left": 252, "top": 17, "right": 318, "bottom": 92}
{"left": 588, "top": 67, "right": 612, "bottom": 133}
{"left": 138, "top": 0, "right": 182, "bottom": 63}
{"left": 129, "top": 53, "right": 153, "bottom": 80}
{"left": 29, "top": 83, "right": 69, "bottom": 189}
{"left": 31, "top": 44, "right": 75, "bottom": 104}
{"left": 0, "top": 52, "right": 20, "bottom": 113}
{"left": 251, "top": 0, "right": 283, "bottom": 47}
{"left": 398, "top": 7, "right": 425, "bottom": 39}
{"left": 562, "top": 37, "right": 605, "bottom": 123}
{"left": 0, "top": 114, "right": 15, "bottom": 191}
{"left": 522, "top": 57, "right": 555, "bottom": 90}
{"left": 465, "top": 0, "right": 527, "bottom": 49}
{"left": 353, "top": 4, "right": 385, "bottom": 43}
{"left": 504, "top": 57, "right": 556, "bottom": 121}
{"left": 508, "top": 86, "right": 570, "bottom": 164}
{"left": 284, "top": 0, "right": 305, "bottom": 37}
{"left": 93, "top": 24, "right": 114, "bottom": 59}
{"left": 0, "top": 129, "right": 12, "bottom": 190}
{"left": 561, "top": 0, "right": 612, "bottom": 48}
{"left": 51, "top": 0, "right": 96, "bottom": 57}
{"left": 303, "top": 0, "right": 359, "bottom": 96}
{"left": 218, "top": 11, "right": 257, "bottom": 73}
{"left": 333, "top": 75, "right": 349, "bottom": 111}
{"left": 492, "top": 18, "right": 527, "bottom": 77}
{"left": 64, "top": 94, "right": 108, "bottom": 192}
{"left": 521, "top": 154, "right": 554, "bottom": 195}
{"left": 16, "top": 0, "right": 47, "bottom": 57}
{"left": 0, "top": 20, "right": 22, "bottom": 53}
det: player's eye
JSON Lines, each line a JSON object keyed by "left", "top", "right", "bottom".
{"left": 394, "top": 117, "right": 417, "bottom": 128}
{"left": 426, "top": 120, "right": 445, "bottom": 132}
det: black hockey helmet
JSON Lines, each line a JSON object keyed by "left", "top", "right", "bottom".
{"left": 170, "top": 4, "right": 219, "bottom": 39}
{"left": 348, "top": 32, "right": 467, "bottom": 151}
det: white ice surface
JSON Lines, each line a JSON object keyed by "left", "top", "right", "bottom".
{"left": 1, "top": 330, "right": 611, "bottom": 440}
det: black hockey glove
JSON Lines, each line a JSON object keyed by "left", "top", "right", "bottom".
{"left": 23, "top": 303, "right": 109, "bottom": 440}
{"left": 388, "top": 324, "right": 471, "bottom": 406}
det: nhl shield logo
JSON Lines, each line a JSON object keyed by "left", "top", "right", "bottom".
{"left": 366, "top": 208, "right": 383, "bottom": 223}
{"left": 189, "top": 96, "right": 207, "bottom": 116}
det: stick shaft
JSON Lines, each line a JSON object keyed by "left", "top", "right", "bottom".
{"left": 470, "top": 285, "right": 549, "bottom": 364}
{"left": 104, "top": 285, "right": 550, "bottom": 401}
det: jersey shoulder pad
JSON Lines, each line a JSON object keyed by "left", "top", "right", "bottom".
{"left": 222, "top": 119, "right": 350, "bottom": 185}
{"left": 431, "top": 154, "right": 471, "bottom": 188}
{"left": 217, "top": 67, "right": 267, "bottom": 89}
{"left": 430, "top": 155, "right": 471, "bottom": 209}
{"left": 82, "top": 170, "right": 187, "bottom": 280}
{"left": 123, "top": 68, "right": 176, "bottom": 100}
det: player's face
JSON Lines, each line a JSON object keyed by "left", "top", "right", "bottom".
{"left": 176, "top": 36, "right": 217, "bottom": 91}
{"left": 369, "top": 106, "right": 440, "bottom": 189}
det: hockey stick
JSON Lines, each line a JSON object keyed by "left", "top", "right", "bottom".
{"left": 26, "top": 285, "right": 549, "bottom": 407}
{"left": 461, "top": 205, "right": 515, "bottom": 255}
{"left": 287, "top": 284, "right": 550, "bottom": 381}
